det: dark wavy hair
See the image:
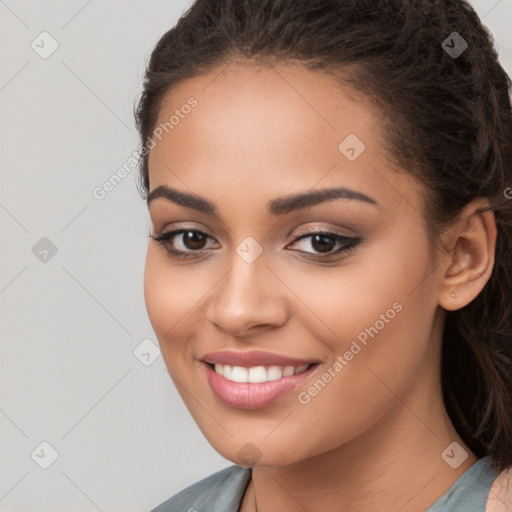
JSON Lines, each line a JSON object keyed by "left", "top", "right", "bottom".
{"left": 133, "top": 0, "right": 512, "bottom": 474}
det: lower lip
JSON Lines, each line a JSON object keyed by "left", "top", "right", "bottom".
{"left": 203, "top": 362, "right": 319, "bottom": 409}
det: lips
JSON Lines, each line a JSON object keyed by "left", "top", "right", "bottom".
{"left": 200, "top": 350, "right": 320, "bottom": 409}
{"left": 202, "top": 349, "right": 317, "bottom": 367}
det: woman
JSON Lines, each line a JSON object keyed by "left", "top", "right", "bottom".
{"left": 134, "top": 0, "right": 512, "bottom": 510}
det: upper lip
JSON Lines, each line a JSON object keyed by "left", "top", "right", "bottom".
{"left": 201, "top": 350, "right": 318, "bottom": 367}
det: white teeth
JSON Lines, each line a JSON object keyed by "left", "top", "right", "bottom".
{"left": 282, "top": 366, "right": 295, "bottom": 377}
{"left": 211, "top": 363, "right": 311, "bottom": 383}
{"left": 231, "top": 366, "right": 248, "bottom": 383}
{"left": 267, "top": 366, "right": 283, "bottom": 381}
{"left": 223, "top": 364, "right": 232, "bottom": 380}
{"left": 248, "top": 366, "right": 267, "bottom": 383}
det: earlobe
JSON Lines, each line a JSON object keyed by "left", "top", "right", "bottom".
{"left": 438, "top": 199, "right": 497, "bottom": 312}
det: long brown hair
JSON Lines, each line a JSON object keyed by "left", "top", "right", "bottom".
{"left": 134, "top": 0, "right": 512, "bottom": 474}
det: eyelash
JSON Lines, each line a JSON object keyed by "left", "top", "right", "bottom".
{"left": 149, "top": 228, "right": 361, "bottom": 262}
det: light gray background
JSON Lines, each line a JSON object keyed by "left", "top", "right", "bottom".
{"left": 1, "top": 1, "right": 511, "bottom": 511}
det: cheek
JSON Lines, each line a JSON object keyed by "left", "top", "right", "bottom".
{"left": 143, "top": 246, "right": 215, "bottom": 367}
{"left": 292, "top": 305, "right": 435, "bottom": 460}
{"left": 143, "top": 248, "right": 191, "bottom": 365}
{"left": 276, "top": 238, "right": 426, "bottom": 345}
{"left": 288, "top": 242, "right": 437, "bottom": 441}
{"left": 143, "top": 247, "right": 168, "bottom": 336}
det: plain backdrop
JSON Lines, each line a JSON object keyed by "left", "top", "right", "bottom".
{"left": 1, "top": 1, "right": 511, "bottom": 511}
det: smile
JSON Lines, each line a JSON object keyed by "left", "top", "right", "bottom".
{"left": 212, "top": 363, "right": 311, "bottom": 383}
{"left": 202, "top": 360, "right": 320, "bottom": 409}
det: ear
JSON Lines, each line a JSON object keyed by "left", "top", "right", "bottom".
{"left": 438, "top": 198, "right": 497, "bottom": 311}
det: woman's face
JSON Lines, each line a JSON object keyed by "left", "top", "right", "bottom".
{"left": 144, "top": 61, "right": 447, "bottom": 466}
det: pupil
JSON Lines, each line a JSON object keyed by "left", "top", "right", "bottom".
{"left": 185, "top": 231, "right": 206, "bottom": 250}
{"left": 311, "top": 234, "right": 335, "bottom": 253}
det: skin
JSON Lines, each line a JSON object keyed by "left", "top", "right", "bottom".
{"left": 486, "top": 468, "right": 512, "bottom": 512}
{"left": 143, "top": 60, "right": 497, "bottom": 512}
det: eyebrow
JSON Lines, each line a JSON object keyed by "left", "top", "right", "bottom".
{"left": 146, "top": 184, "right": 379, "bottom": 215}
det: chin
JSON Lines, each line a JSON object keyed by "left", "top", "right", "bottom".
{"left": 206, "top": 435, "right": 305, "bottom": 468}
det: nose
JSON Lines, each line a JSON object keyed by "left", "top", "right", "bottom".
{"left": 205, "top": 251, "right": 288, "bottom": 339}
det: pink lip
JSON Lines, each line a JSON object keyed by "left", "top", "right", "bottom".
{"left": 201, "top": 349, "right": 317, "bottom": 367}
{"left": 202, "top": 361, "right": 319, "bottom": 409}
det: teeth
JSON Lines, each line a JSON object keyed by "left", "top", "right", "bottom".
{"left": 267, "top": 366, "right": 283, "bottom": 381}
{"left": 248, "top": 366, "right": 267, "bottom": 383}
{"left": 232, "top": 366, "right": 248, "bottom": 383}
{"left": 295, "top": 364, "right": 309, "bottom": 374}
{"left": 223, "top": 364, "right": 233, "bottom": 380}
{"left": 282, "top": 366, "right": 295, "bottom": 377}
{"left": 211, "top": 363, "right": 311, "bottom": 383}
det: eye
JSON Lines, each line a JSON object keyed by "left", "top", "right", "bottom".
{"left": 150, "top": 229, "right": 217, "bottom": 260}
{"left": 149, "top": 228, "right": 361, "bottom": 261}
{"left": 286, "top": 231, "right": 361, "bottom": 260}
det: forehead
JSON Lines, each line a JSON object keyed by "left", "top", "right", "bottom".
{"left": 147, "top": 60, "right": 423, "bottom": 214}
{"left": 152, "top": 61, "right": 378, "bottom": 152}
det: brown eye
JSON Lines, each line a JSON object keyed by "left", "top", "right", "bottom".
{"left": 288, "top": 231, "right": 360, "bottom": 258}
{"left": 181, "top": 231, "right": 208, "bottom": 250}
{"left": 151, "top": 228, "right": 360, "bottom": 261}
{"left": 309, "top": 234, "right": 337, "bottom": 253}
{"left": 150, "top": 229, "right": 216, "bottom": 259}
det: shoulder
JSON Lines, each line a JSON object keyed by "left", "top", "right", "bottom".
{"left": 427, "top": 457, "right": 500, "bottom": 512}
{"left": 150, "top": 465, "right": 252, "bottom": 512}
{"left": 485, "top": 467, "right": 512, "bottom": 512}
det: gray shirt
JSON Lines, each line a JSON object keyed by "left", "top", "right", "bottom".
{"left": 151, "top": 456, "right": 497, "bottom": 512}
